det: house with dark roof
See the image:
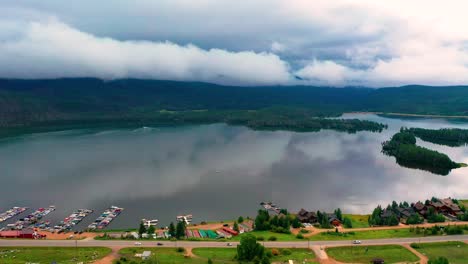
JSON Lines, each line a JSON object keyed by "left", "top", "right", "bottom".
{"left": 412, "top": 202, "right": 428, "bottom": 217}
{"left": 297, "top": 209, "right": 317, "bottom": 223}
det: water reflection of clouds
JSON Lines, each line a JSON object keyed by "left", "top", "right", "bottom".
{"left": 1, "top": 116, "right": 468, "bottom": 227}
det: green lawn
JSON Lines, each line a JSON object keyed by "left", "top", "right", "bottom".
{"left": 0, "top": 247, "right": 111, "bottom": 264}
{"left": 310, "top": 228, "right": 425, "bottom": 241}
{"left": 230, "top": 231, "right": 301, "bottom": 241}
{"left": 326, "top": 245, "right": 419, "bottom": 263}
{"left": 413, "top": 241, "right": 468, "bottom": 264}
{"left": 119, "top": 247, "right": 319, "bottom": 264}
{"left": 119, "top": 247, "right": 208, "bottom": 264}
{"left": 343, "top": 214, "right": 370, "bottom": 228}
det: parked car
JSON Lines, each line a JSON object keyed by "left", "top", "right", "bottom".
{"left": 157, "top": 242, "right": 163, "bottom": 246}
{"left": 134, "top": 242, "right": 142, "bottom": 245}
{"left": 227, "top": 243, "right": 233, "bottom": 246}
{"left": 352, "top": 240, "right": 361, "bottom": 244}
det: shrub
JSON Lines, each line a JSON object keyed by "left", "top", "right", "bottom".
{"left": 280, "top": 249, "right": 291, "bottom": 255}
{"left": 410, "top": 243, "right": 420, "bottom": 249}
{"left": 296, "top": 233, "right": 304, "bottom": 239}
{"left": 176, "top": 247, "right": 185, "bottom": 253}
{"left": 271, "top": 249, "right": 280, "bottom": 256}
{"left": 256, "top": 236, "right": 265, "bottom": 241}
{"left": 268, "top": 236, "right": 277, "bottom": 241}
{"left": 299, "top": 229, "right": 310, "bottom": 234}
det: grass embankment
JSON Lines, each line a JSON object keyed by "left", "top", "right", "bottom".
{"left": 310, "top": 228, "right": 423, "bottom": 241}
{"left": 412, "top": 241, "right": 468, "bottom": 264}
{"left": 0, "top": 247, "right": 111, "bottom": 264}
{"left": 118, "top": 248, "right": 318, "bottom": 264}
{"left": 326, "top": 245, "right": 419, "bottom": 263}
{"left": 230, "top": 231, "right": 301, "bottom": 241}
{"left": 343, "top": 214, "right": 370, "bottom": 228}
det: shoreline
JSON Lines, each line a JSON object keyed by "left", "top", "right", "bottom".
{"left": 347, "top": 111, "right": 468, "bottom": 119}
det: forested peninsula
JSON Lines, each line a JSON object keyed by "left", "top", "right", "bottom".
{"left": 382, "top": 129, "right": 467, "bottom": 175}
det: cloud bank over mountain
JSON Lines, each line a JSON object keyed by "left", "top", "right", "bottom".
{"left": 1, "top": 0, "right": 468, "bottom": 86}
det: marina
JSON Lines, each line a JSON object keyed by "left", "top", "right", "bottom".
{"left": 54, "top": 209, "right": 93, "bottom": 232}
{"left": 88, "top": 206, "right": 124, "bottom": 230}
{"left": 0, "top": 207, "right": 28, "bottom": 223}
{"left": 6, "top": 206, "right": 56, "bottom": 230}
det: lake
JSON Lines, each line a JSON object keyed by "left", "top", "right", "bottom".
{"left": 0, "top": 113, "right": 467, "bottom": 230}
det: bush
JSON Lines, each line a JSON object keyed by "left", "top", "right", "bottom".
{"left": 256, "top": 236, "right": 265, "bottom": 241}
{"left": 296, "top": 233, "right": 304, "bottom": 239}
{"left": 280, "top": 249, "right": 291, "bottom": 256}
{"left": 176, "top": 247, "right": 185, "bottom": 253}
{"left": 410, "top": 243, "right": 420, "bottom": 249}
{"left": 428, "top": 257, "right": 449, "bottom": 264}
{"left": 271, "top": 249, "right": 280, "bottom": 256}
{"left": 268, "top": 236, "right": 277, "bottom": 241}
{"left": 299, "top": 229, "right": 310, "bottom": 234}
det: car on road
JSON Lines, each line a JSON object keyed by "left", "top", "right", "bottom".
{"left": 157, "top": 242, "right": 163, "bottom": 246}
{"left": 352, "top": 240, "right": 361, "bottom": 244}
{"left": 134, "top": 242, "right": 142, "bottom": 246}
{"left": 227, "top": 243, "right": 233, "bottom": 246}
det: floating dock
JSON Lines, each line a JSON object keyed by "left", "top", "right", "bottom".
{"left": 176, "top": 214, "right": 193, "bottom": 225}
{"left": 87, "top": 206, "right": 123, "bottom": 230}
{"left": 141, "top": 219, "right": 158, "bottom": 228}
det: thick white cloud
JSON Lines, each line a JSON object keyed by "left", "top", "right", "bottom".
{"left": 0, "top": 18, "right": 291, "bottom": 85}
{"left": 1, "top": 1, "right": 468, "bottom": 86}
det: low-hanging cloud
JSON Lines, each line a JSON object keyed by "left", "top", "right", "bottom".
{"left": 0, "top": 18, "right": 291, "bottom": 85}
{"left": 2, "top": 1, "right": 468, "bottom": 87}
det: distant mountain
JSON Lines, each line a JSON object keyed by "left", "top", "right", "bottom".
{"left": 1, "top": 78, "right": 468, "bottom": 131}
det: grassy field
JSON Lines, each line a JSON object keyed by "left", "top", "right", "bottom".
{"left": 0, "top": 247, "right": 111, "bottom": 264}
{"left": 310, "top": 228, "right": 425, "bottom": 241}
{"left": 413, "top": 241, "right": 468, "bottom": 264}
{"left": 119, "top": 247, "right": 319, "bottom": 264}
{"left": 326, "top": 245, "right": 419, "bottom": 263}
{"left": 119, "top": 247, "right": 208, "bottom": 264}
{"left": 343, "top": 214, "right": 370, "bottom": 228}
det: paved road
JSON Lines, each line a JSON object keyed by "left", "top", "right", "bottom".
{"left": 1, "top": 235, "right": 467, "bottom": 248}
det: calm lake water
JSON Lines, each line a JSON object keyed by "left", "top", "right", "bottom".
{"left": 1, "top": 113, "right": 468, "bottom": 230}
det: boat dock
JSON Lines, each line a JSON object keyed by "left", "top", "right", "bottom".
{"left": 260, "top": 201, "right": 281, "bottom": 214}
{"left": 176, "top": 214, "right": 193, "bottom": 225}
{"left": 53, "top": 209, "right": 93, "bottom": 232}
{"left": 0, "top": 207, "right": 28, "bottom": 223}
{"left": 87, "top": 206, "right": 124, "bottom": 230}
{"left": 6, "top": 206, "right": 55, "bottom": 230}
{"left": 141, "top": 219, "right": 158, "bottom": 229}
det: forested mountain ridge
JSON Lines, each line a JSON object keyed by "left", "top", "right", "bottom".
{"left": 1, "top": 78, "right": 468, "bottom": 132}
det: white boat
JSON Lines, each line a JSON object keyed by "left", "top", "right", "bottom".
{"left": 142, "top": 219, "right": 159, "bottom": 228}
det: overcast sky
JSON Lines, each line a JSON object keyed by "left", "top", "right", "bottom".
{"left": 1, "top": 0, "right": 468, "bottom": 86}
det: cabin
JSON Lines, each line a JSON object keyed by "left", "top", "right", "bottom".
{"left": 297, "top": 209, "right": 317, "bottom": 223}
{"left": 327, "top": 214, "right": 341, "bottom": 226}
{"left": 141, "top": 251, "right": 152, "bottom": 260}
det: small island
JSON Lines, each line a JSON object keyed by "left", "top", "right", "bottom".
{"left": 408, "top": 127, "right": 468, "bottom": 147}
{"left": 382, "top": 129, "right": 466, "bottom": 175}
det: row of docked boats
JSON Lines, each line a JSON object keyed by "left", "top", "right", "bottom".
{"left": 53, "top": 209, "right": 94, "bottom": 232}
{"left": 87, "top": 206, "right": 124, "bottom": 230}
{"left": 0, "top": 207, "right": 28, "bottom": 223}
{"left": 6, "top": 206, "right": 55, "bottom": 230}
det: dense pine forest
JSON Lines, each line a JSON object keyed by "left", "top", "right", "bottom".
{"left": 408, "top": 128, "right": 468, "bottom": 147}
